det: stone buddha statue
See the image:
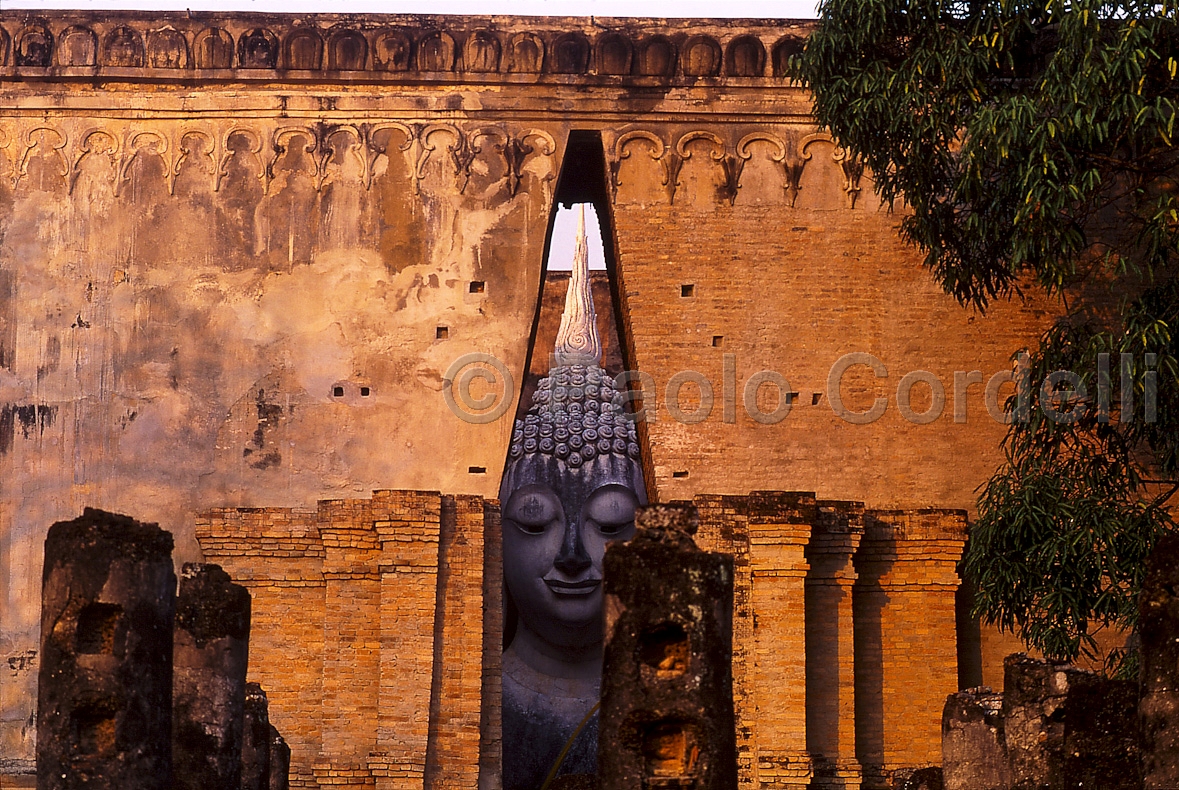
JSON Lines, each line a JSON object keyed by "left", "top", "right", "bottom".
{"left": 500, "top": 207, "right": 645, "bottom": 790}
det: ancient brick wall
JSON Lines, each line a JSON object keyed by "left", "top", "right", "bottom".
{"left": 194, "top": 490, "right": 963, "bottom": 790}
{"left": 198, "top": 490, "right": 490, "bottom": 790}
{"left": 0, "top": 10, "right": 1059, "bottom": 780}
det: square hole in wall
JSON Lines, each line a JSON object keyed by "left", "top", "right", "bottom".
{"left": 332, "top": 386, "right": 345, "bottom": 398}
{"left": 672, "top": 470, "right": 689, "bottom": 479}
{"left": 469, "top": 281, "right": 485, "bottom": 294}
{"left": 360, "top": 387, "right": 371, "bottom": 397}
{"left": 469, "top": 466, "right": 486, "bottom": 474}
{"left": 436, "top": 327, "right": 448, "bottom": 340}
{"left": 680, "top": 284, "right": 695, "bottom": 298}
{"left": 812, "top": 392, "right": 821, "bottom": 406}
{"left": 712, "top": 336, "right": 724, "bottom": 347}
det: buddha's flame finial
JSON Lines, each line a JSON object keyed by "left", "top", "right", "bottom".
{"left": 553, "top": 204, "right": 601, "bottom": 365}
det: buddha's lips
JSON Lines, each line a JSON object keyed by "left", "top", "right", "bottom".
{"left": 544, "top": 578, "right": 601, "bottom": 595}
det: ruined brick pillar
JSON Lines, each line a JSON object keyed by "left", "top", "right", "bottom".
{"left": 422, "top": 495, "right": 486, "bottom": 790}
{"left": 745, "top": 492, "right": 813, "bottom": 789}
{"left": 172, "top": 563, "right": 251, "bottom": 790}
{"left": 367, "top": 491, "right": 442, "bottom": 790}
{"left": 693, "top": 495, "right": 755, "bottom": 787}
{"left": 315, "top": 497, "right": 380, "bottom": 788}
{"left": 242, "top": 682, "right": 272, "bottom": 790}
{"left": 196, "top": 506, "right": 326, "bottom": 788}
{"left": 805, "top": 501, "right": 865, "bottom": 790}
{"left": 599, "top": 504, "right": 737, "bottom": 790}
{"left": 36, "top": 508, "right": 176, "bottom": 790}
{"left": 1139, "top": 533, "right": 1179, "bottom": 789}
{"left": 478, "top": 501, "right": 504, "bottom": 790}
{"left": 853, "top": 510, "right": 966, "bottom": 789}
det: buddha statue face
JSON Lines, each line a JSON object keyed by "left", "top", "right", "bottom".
{"left": 500, "top": 203, "right": 644, "bottom": 672}
{"left": 502, "top": 453, "right": 645, "bottom": 658}
{"left": 499, "top": 205, "right": 642, "bottom": 788}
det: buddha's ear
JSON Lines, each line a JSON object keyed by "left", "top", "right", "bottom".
{"left": 633, "top": 466, "right": 649, "bottom": 505}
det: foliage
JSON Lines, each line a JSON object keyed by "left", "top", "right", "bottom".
{"left": 794, "top": 0, "right": 1179, "bottom": 664}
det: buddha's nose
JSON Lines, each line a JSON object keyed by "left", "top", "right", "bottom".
{"left": 554, "top": 517, "right": 592, "bottom": 576}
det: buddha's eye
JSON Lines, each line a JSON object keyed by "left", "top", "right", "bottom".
{"left": 508, "top": 491, "right": 558, "bottom": 535}
{"left": 587, "top": 486, "right": 638, "bottom": 536}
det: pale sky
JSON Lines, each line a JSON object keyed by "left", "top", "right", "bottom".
{"left": 0, "top": 0, "right": 817, "bottom": 16}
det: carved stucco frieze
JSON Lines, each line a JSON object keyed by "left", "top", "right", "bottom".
{"left": 606, "top": 127, "right": 872, "bottom": 209}
{"left": 0, "top": 118, "right": 557, "bottom": 200}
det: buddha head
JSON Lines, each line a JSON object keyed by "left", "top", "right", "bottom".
{"left": 500, "top": 207, "right": 646, "bottom": 671}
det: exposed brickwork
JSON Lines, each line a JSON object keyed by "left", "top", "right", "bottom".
{"left": 197, "top": 508, "right": 325, "bottom": 789}
{"left": 807, "top": 502, "right": 866, "bottom": 790}
{"left": 609, "top": 197, "right": 1058, "bottom": 511}
{"left": 371, "top": 491, "right": 442, "bottom": 790}
{"left": 424, "top": 496, "right": 486, "bottom": 790}
{"left": 199, "top": 491, "right": 492, "bottom": 790}
{"left": 853, "top": 510, "right": 968, "bottom": 789}
{"left": 745, "top": 493, "right": 814, "bottom": 790}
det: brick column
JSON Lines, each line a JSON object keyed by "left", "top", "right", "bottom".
{"left": 477, "top": 501, "right": 503, "bottom": 790}
{"left": 694, "top": 495, "right": 755, "bottom": 789}
{"left": 745, "top": 492, "right": 813, "bottom": 790}
{"left": 368, "top": 491, "right": 442, "bottom": 790}
{"left": 422, "top": 495, "right": 485, "bottom": 790}
{"left": 853, "top": 510, "right": 966, "bottom": 789}
{"left": 316, "top": 498, "right": 380, "bottom": 789}
{"left": 196, "top": 506, "right": 325, "bottom": 789}
{"left": 805, "top": 501, "right": 864, "bottom": 790}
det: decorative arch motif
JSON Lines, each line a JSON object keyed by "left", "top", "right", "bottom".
{"left": 364, "top": 122, "right": 414, "bottom": 189}
{"left": 193, "top": 28, "right": 233, "bottom": 69}
{"left": 681, "top": 35, "right": 721, "bottom": 77}
{"left": 216, "top": 127, "right": 265, "bottom": 191}
{"left": 373, "top": 30, "right": 412, "bottom": 72}
{"left": 16, "top": 23, "right": 54, "bottom": 67}
{"left": 327, "top": 29, "right": 367, "bottom": 71}
{"left": 636, "top": 36, "right": 676, "bottom": 77}
{"left": 117, "top": 130, "right": 169, "bottom": 196}
{"left": 268, "top": 126, "right": 319, "bottom": 194}
{"left": 58, "top": 25, "right": 97, "bottom": 67}
{"left": 610, "top": 129, "right": 669, "bottom": 202}
{"left": 771, "top": 36, "right": 805, "bottom": 78}
{"left": 319, "top": 125, "right": 367, "bottom": 190}
{"left": 171, "top": 128, "right": 217, "bottom": 194}
{"left": 507, "top": 33, "right": 544, "bottom": 73}
{"left": 238, "top": 28, "right": 278, "bottom": 69}
{"left": 416, "top": 31, "right": 455, "bottom": 72}
{"left": 551, "top": 32, "right": 589, "bottom": 74}
{"left": 69, "top": 129, "right": 120, "bottom": 194}
{"left": 674, "top": 130, "right": 732, "bottom": 204}
{"left": 464, "top": 30, "right": 501, "bottom": 73}
{"left": 415, "top": 123, "right": 463, "bottom": 183}
{"left": 505, "top": 128, "right": 556, "bottom": 197}
{"left": 595, "top": 32, "right": 632, "bottom": 76}
{"left": 725, "top": 35, "right": 765, "bottom": 77}
{"left": 103, "top": 26, "right": 145, "bottom": 68}
{"left": 14, "top": 127, "right": 68, "bottom": 188}
{"left": 283, "top": 28, "right": 323, "bottom": 70}
{"left": 146, "top": 27, "right": 189, "bottom": 69}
